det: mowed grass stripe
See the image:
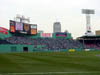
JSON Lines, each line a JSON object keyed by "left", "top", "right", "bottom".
{"left": 0, "top": 51, "right": 100, "bottom": 74}
{"left": 8, "top": 52, "right": 100, "bottom": 72}
{"left": 8, "top": 51, "right": 100, "bottom": 69}
{"left": 0, "top": 54, "right": 25, "bottom": 73}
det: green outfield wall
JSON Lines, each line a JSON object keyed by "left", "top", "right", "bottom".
{"left": 0, "top": 44, "right": 34, "bottom": 53}
{"left": 0, "top": 44, "right": 83, "bottom": 53}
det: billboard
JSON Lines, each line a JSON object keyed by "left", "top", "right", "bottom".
{"left": 41, "top": 33, "right": 52, "bottom": 37}
{"left": 24, "top": 23, "right": 30, "bottom": 32}
{"left": 10, "top": 20, "right": 15, "bottom": 32}
{"left": 10, "top": 26, "right": 15, "bottom": 33}
{"left": 30, "top": 24, "right": 37, "bottom": 35}
{"left": 56, "top": 32, "right": 67, "bottom": 37}
{"left": 9, "top": 20, "right": 37, "bottom": 35}
{"left": 15, "top": 22, "right": 23, "bottom": 31}
{"left": 31, "top": 29, "right": 37, "bottom": 35}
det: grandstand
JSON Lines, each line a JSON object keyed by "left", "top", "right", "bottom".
{"left": 77, "top": 36, "right": 100, "bottom": 50}
{"left": 0, "top": 29, "right": 83, "bottom": 52}
{"left": 0, "top": 15, "right": 100, "bottom": 53}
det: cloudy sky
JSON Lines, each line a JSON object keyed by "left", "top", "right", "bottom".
{"left": 0, "top": 0, "right": 100, "bottom": 38}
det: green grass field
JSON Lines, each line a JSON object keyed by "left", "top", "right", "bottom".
{"left": 0, "top": 51, "right": 100, "bottom": 75}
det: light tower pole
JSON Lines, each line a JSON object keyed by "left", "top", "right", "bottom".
{"left": 82, "top": 9, "right": 95, "bottom": 36}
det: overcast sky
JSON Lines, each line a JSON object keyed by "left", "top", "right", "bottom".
{"left": 0, "top": 0, "right": 100, "bottom": 38}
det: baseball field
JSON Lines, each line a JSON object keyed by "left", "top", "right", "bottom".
{"left": 0, "top": 51, "right": 100, "bottom": 75}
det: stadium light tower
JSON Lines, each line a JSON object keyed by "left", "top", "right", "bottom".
{"left": 82, "top": 9, "right": 95, "bottom": 36}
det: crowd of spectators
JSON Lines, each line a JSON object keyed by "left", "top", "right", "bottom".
{"left": 1, "top": 35, "right": 100, "bottom": 50}
{"left": 84, "top": 43, "right": 100, "bottom": 50}
{"left": 0, "top": 40, "right": 11, "bottom": 44}
{"left": 5, "top": 36, "right": 83, "bottom": 50}
{"left": 79, "top": 40, "right": 100, "bottom": 50}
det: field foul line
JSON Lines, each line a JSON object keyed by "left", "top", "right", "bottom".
{"left": 1, "top": 72, "right": 100, "bottom": 75}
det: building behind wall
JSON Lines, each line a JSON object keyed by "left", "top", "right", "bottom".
{"left": 96, "top": 30, "right": 100, "bottom": 36}
{"left": 53, "top": 22, "right": 61, "bottom": 33}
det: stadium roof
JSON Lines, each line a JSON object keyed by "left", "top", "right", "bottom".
{"left": 77, "top": 35, "right": 100, "bottom": 40}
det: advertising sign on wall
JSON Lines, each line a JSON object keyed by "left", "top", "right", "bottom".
{"left": 41, "top": 33, "right": 52, "bottom": 37}
{"left": 56, "top": 32, "right": 67, "bottom": 37}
